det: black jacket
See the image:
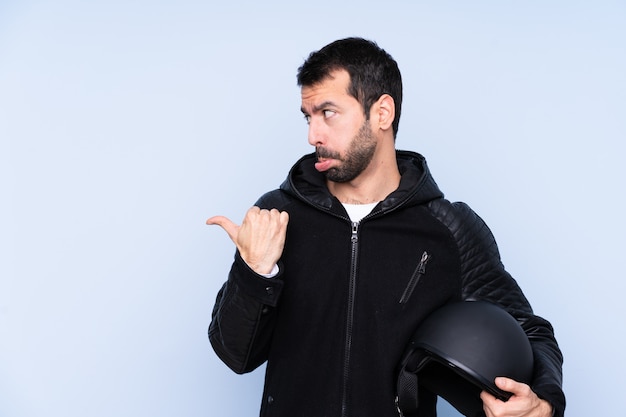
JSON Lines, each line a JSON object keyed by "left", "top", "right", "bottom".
{"left": 209, "top": 151, "right": 565, "bottom": 417}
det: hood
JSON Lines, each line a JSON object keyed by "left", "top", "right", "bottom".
{"left": 280, "top": 150, "right": 444, "bottom": 215}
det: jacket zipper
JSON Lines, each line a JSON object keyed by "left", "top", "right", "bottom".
{"left": 341, "top": 221, "right": 360, "bottom": 417}
{"left": 399, "top": 251, "right": 430, "bottom": 306}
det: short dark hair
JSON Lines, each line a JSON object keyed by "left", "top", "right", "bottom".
{"left": 297, "top": 37, "right": 403, "bottom": 139}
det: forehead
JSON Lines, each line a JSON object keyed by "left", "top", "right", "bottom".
{"left": 300, "top": 69, "right": 355, "bottom": 109}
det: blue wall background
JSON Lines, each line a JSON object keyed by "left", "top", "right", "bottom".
{"left": 2, "top": 1, "right": 624, "bottom": 416}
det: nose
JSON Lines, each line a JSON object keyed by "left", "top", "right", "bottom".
{"left": 307, "top": 117, "right": 325, "bottom": 147}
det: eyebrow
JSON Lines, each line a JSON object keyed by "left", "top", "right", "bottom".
{"left": 300, "top": 100, "right": 338, "bottom": 115}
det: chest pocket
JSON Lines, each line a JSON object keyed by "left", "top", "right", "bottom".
{"left": 399, "top": 251, "right": 431, "bottom": 306}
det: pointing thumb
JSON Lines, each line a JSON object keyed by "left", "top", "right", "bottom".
{"left": 206, "top": 215, "right": 239, "bottom": 242}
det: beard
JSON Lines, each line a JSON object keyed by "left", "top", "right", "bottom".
{"left": 316, "top": 121, "right": 377, "bottom": 183}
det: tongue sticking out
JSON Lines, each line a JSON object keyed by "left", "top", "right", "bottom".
{"left": 315, "top": 159, "right": 333, "bottom": 172}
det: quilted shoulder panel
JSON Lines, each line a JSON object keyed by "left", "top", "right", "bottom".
{"left": 427, "top": 199, "right": 532, "bottom": 315}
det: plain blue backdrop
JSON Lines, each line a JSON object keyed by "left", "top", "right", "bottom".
{"left": 1, "top": 1, "right": 624, "bottom": 416}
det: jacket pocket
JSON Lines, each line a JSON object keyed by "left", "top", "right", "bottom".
{"left": 399, "top": 251, "right": 431, "bottom": 306}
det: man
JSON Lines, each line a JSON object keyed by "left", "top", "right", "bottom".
{"left": 207, "top": 38, "right": 565, "bottom": 417}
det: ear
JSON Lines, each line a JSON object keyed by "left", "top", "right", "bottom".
{"left": 373, "top": 94, "right": 395, "bottom": 133}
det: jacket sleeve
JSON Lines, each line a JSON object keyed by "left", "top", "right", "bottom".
{"left": 209, "top": 251, "right": 284, "bottom": 374}
{"left": 430, "top": 199, "right": 566, "bottom": 417}
{"left": 208, "top": 190, "right": 291, "bottom": 374}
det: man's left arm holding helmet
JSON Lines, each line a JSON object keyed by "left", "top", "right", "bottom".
{"left": 439, "top": 201, "right": 566, "bottom": 417}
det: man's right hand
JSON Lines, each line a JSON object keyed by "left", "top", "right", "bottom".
{"left": 206, "top": 207, "right": 289, "bottom": 275}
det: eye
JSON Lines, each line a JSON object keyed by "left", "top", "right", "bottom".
{"left": 303, "top": 114, "right": 311, "bottom": 124}
{"left": 323, "top": 110, "right": 336, "bottom": 119}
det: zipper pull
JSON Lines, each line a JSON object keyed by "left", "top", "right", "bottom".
{"left": 351, "top": 222, "right": 359, "bottom": 243}
{"left": 417, "top": 251, "right": 430, "bottom": 274}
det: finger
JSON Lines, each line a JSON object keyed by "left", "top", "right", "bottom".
{"left": 206, "top": 215, "right": 239, "bottom": 242}
{"left": 206, "top": 215, "right": 226, "bottom": 225}
{"left": 268, "top": 209, "right": 289, "bottom": 240}
{"left": 480, "top": 389, "right": 498, "bottom": 409}
{"left": 494, "top": 377, "right": 529, "bottom": 397}
{"left": 479, "top": 391, "right": 497, "bottom": 417}
{"left": 480, "top": 390, "right": 495, "bottom": 403}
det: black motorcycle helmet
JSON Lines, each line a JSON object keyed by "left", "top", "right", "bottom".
{"left": 396, "top": 301, "right": 534, "bottom": 417}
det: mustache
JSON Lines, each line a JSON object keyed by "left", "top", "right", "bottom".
{"left": 316, "top": 146, "right": 341, "bottom": 160}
